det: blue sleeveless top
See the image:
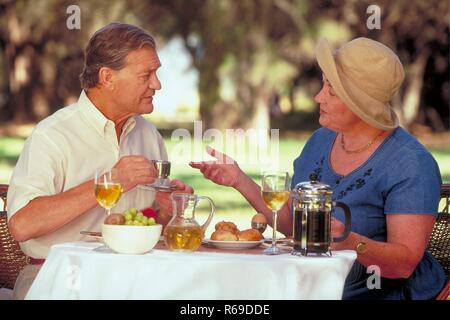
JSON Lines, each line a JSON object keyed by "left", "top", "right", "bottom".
{"left": 291, "top": 127, "right": 447, "bottom": 299}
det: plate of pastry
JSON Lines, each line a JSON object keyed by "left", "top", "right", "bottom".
{"left": 204, "top": 239, "right": 264, "bottom": 249}
{"left": 204, "top": 221, "right": 264, "bottom": 250}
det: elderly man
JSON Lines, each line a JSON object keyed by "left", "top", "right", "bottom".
{"left": 7, "top": 23, "right": 192, "bottom": 299}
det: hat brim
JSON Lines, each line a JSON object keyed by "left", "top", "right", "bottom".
{"left": 315, "top": 38, "right": 398, "bottom": 130}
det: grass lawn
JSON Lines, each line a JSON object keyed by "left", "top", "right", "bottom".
{"left": 1, "top": 135, "right": 449, "bottom": 237}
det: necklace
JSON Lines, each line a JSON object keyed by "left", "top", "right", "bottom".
{"left": 340, "top": 131, "right": 385, "bottom": 154}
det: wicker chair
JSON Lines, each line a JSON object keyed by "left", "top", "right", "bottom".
{"left": 0, "top": 184, "right": 29, "bottom": 289}
{"left": 428, "top": 184, "right": 450, "bottom": 277}
{"left": 427, "top": 183, "right": 450, "bottom": 300}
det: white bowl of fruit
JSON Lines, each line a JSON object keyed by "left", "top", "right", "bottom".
{"left": 102, "top": 208, "right": 162, "bottom": 255}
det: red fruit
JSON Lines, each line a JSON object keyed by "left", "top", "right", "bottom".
{"left": 142, "top": 207, "right": 158, "bottom": 219}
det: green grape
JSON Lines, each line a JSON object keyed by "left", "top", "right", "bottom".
{"left": 125, "top": 220, "right": 133, "bottom": 226}
{"left": 129, "top": 208, "right": 138, "bottom": 218}
{"left": 124, "top": 213, "right": 133, "bottom": 221}
{"left": 141, "top": 216, "right": 148, "bottom": 225}
{"left": 133, "top": 220, "right": 141, "bottom": 226}
{"left": 135, "top": 212, "right": 144, "bottom": 222}
{"left": 148, "top": 217, "right": 156, "bottom": 225}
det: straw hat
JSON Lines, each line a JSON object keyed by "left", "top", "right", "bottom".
{"left": 315, "top": 37, "right": 405, "bottom": 130}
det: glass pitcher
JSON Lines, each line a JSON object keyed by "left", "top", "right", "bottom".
{"left": 163, "top": 193, "right": 215, "bottom": 252}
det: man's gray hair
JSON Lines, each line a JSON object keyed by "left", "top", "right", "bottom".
{"left": 79, "top": 22, "right": 156, "bottom": 89}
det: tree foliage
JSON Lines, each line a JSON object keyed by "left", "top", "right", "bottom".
{"left": 0, "top": 0, "right": 448, "bottom": 132}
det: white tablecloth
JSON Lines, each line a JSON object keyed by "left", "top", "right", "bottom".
{"left": 25, "top": 241, "right": 356, "bottom": 300}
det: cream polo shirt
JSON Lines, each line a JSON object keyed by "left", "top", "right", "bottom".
{"left": 7, "top": 90, "right": 167, "bottom": 259}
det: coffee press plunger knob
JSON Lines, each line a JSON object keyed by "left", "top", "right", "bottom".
{"left": 309, "top": 172, "right": 318, "bottom": 182}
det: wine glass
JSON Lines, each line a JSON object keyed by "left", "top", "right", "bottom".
{"left": 94, "top": 169, "right": 123, "bottom": 215}
{"left": 261, "top": 171, "right": 290, "bottom": 255}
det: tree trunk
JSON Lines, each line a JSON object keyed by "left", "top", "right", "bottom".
{"left": 198, "top": 66, "right": 220, "bottom": 130}
{"left": 399, "top": 50, "right": 429, "bottom": 128}
{"left": 249, "top": 84, "right": 270, "bottom": 147}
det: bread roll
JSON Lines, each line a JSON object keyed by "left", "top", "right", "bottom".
{"left": 211, "top": 230, "right": 239, "bottom": 241}
{"left": 215, "top": 221, "right": 239, "bottom": 234}
{"left": 238, "top": 229, "right": 262, "bottom": 241}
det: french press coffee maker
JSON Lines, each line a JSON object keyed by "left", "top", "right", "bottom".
{"left": 291, "top": 173, "right": 351, "bottom": 256}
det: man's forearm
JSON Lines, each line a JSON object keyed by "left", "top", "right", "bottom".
{"left": 153, "top": 200, "right": 171, "bottom": 228}
{"left": 9, "top": 179, "right": 99, "bottom": 242}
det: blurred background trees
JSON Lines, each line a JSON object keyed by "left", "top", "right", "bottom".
{"left": 0, "top": 0, "right": 449, "bottom": 134}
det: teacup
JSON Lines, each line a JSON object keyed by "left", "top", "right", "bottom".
{"left": 152, "top": 160, "right": 171, "bottom": 179}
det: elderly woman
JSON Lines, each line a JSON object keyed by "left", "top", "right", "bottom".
{"left": 190, "top": 37, "right": 447, "bottom": 299}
